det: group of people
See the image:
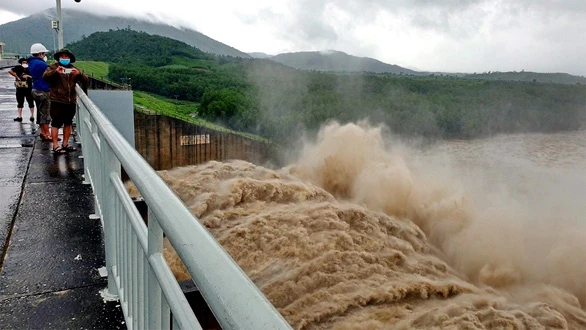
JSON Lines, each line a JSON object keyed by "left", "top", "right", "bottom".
{"left": 8, "top": 43, "right": 89, "bottom": 154}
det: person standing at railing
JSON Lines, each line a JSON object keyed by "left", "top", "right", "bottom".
{"left": 8, "top": 58, "right": 35, "bottom": 123}
{"left": 43, "top": 49, "right": 88, "bottom": 154}
{"left": 27, "top": 43, "right": 53, "bottom": 141}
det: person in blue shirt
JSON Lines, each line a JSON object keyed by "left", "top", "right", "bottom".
{"left": 27, "top": 43, "right": 53, "bottom": 141}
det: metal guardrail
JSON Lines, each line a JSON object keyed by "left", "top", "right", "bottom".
{"left": 74, "top": 85, "right": 291, "bottom": 330}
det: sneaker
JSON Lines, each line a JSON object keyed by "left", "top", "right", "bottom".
{"left": 30, "top": 117, "right": 35, "bottom": 122}
{"left": 13, "top": 117, "right": 22, "bottom": 122}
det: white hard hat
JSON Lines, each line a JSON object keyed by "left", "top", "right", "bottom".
{"left": 30, "top": 43, "right": 49, "bottom": 54}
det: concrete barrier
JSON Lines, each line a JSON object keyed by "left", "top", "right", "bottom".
{"left": 0, "top": 59, "right": 18, "bottom": 69}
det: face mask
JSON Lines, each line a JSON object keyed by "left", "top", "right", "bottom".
{"left": 59, "top": 58, "right": 70, "bottom": 66}
{"left": 42, "top": 56, "right": 47, "bottom": 62}
{"left": 22, "top": 64, "right": 28, "bottom": 68}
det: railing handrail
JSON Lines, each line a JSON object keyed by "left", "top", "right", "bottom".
{"left": 76, "top": 85, "right": 291, "bottom": 329}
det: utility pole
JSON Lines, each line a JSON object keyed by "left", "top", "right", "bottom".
{"left": 54, "top": 0, "right": 83, "bottom": 51}
{"left": 56, "top": 0, "right": 63, "bottom": 50}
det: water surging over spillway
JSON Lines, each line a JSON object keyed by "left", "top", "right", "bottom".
{"left": 159, "top": 121, "right": 586, "bottom": 329}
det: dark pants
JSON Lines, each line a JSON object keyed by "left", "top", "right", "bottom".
{"left": 50, "top": 101, "right": 76, "bottom": 128}
{"left": 16, "top": 88, "right": 34, "bottom": 108}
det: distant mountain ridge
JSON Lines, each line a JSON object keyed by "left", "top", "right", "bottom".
{"left": 269, "top": 50, "right": 420, "bottom": 75}
{"left": 0, "top": 8, "right": 250, "bottom": 58}
{"left": 464, "top": 71, "right": 586, "bottom": 85}
{"left": 248, "top": 52, "right": 273, "bottom": 59}
{"left": 266, "top": 51, "right": 586, "bottom": 85}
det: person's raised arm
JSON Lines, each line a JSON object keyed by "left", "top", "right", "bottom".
{"left": 42, "top": 64, "right": 60, "bottom": 82}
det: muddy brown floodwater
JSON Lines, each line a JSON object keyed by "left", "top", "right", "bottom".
{"left": 155, "top": 121, "right": 586, "bottom": 329}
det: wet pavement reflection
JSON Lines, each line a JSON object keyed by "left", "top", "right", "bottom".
{"left": 0, "top": 68, "right": 125, "bottom": 329}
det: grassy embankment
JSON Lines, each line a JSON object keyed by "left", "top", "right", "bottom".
{"left": 75, "top": 61, "right": 110, "bottom": 80}
{"left": 76, "top": 61, "right": 268, "bottom": 142}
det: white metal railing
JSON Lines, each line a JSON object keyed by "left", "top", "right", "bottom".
{"left": 75, "top": 85, "right": 291, "bottom": 330}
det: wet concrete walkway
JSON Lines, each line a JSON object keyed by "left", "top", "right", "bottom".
{"left": 0, "top": 68, "right": 125, "bottom": 329}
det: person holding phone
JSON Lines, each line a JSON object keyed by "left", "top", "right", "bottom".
{"left": 43, "top": 49, "right": 89, "bottom": 154}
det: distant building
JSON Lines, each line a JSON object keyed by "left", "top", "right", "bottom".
{"left": 0, "top": 42, "right": 4, "bottom": 60}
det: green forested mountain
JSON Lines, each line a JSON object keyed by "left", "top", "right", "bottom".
{"left": 270, "top": 50, "right": 419, "bottom": 75}
{"left": 68, "top": 30, "right": 213, "bottom": 65}
{"left": 0, "top": 8, "right": 250, "bottom": 58}
{"left": 71, "top": 30, "right": 586, "bottom": 145}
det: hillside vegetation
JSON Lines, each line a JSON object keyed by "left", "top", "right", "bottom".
{"left": 464, "top": 71, "right": 586, "bottom": 85}
{"left": 69, "top": 30, "right": 586, "bottom": 145}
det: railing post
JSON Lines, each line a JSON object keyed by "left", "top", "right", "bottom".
{"left": 101, "top": 138, "right": 120, "bottom": 296}
{"left": 90, "top": 117, "right": 102, "bottom": 221}
{"left": 148, "top": 209, "right": 164, "bottom": 329}
{"left": 76, "top": 105, "right": 91, "bottom": 185}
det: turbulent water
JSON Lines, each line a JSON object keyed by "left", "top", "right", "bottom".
{"left": 156, "top": 122, "right": 586, "bottom": 329}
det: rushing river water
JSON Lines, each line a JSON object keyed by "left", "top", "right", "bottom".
{"left": 158, "top": 123, "right": 586, "bottom": 329}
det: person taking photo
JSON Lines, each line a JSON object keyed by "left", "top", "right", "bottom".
{"left": 43, "top": 48, "right": 89, "bottom": 154}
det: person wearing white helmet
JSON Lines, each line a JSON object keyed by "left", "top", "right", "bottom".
{"left": 27, "top": 43, "right": 53, "bottom": 141}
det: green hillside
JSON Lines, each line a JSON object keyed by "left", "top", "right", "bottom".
{"left": 75, "top": 60, "right": 267, "bottom": 141}
{"left": 75, "top": 61, "right": 109, "bottom": 79}
{"left": 68, "top": 29, "right": 213, "bottom": 65}
{"left": 69, "top": 30, "right": 586, "bottom": 145}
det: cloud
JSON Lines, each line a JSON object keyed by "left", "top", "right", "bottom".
{"left": 0, "top": 9, "right": 23, "bottom": 24}
{"left": 1, "top": 0, "right": 54, "bottom": 16}
{"left": 1, "top": 0, "right": 585, "bottom": 75}
{"left": 263, "top": 0, "right": 586, "bottom": 74}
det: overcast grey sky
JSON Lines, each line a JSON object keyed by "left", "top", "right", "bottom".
{"left": 1, "top": 0, "right": 585, "bottom": 75}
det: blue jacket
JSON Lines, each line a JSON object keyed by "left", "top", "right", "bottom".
{"left": 27, "top": 56, "right": 50, "bottom": 92}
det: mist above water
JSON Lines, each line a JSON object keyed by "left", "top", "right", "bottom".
{"left": 160, "top": 121, "right": 586, "bottom": 329}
